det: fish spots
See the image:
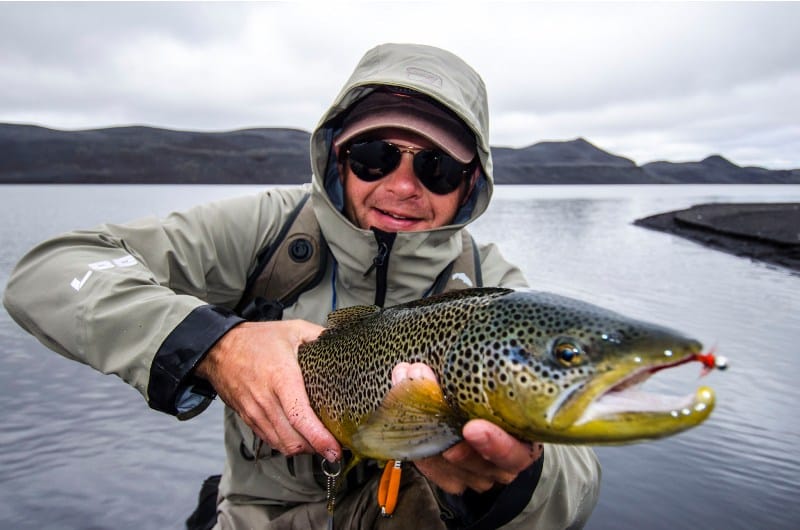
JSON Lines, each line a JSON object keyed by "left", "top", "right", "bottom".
{"left": 298, "top": 288, "right": 707, "bottom": 447}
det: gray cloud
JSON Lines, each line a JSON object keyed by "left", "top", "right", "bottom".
{"left": 1, "top": 2, "right": 798, "bottom": 169}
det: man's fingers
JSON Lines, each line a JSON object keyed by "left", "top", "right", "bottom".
{"left": 392, "top": 361, "right": 437, "bottom": 386}
{"left": 441, "top": 441, "right": 518, "bottom": 486}
{"left": 243, "top": 394, "right": 333, "bottom": 458}
{"left": 415, "top": 453, "right": 496, "bottom": 495}
{"left": 282, "top": 395, "right": 341, "bottom": 461}
{"left": 463, "top": 419, "right": 542, "bottom": 472}
{"left": 391, "top": 362, "right": 410, "bottom": 385}
{"left": 230, "top": 387, "right": 311, "bottom": 456}
{"left": 291, "top": 319, "right": 326, "bottom": 343}
{"left": 206, "top": 319, "right": 339, "bottom": 460}
{"left": 408, "top": 362, "right": 436, "bottom": 381}
{"left": 251, "top": 412, "right": 309, "bottom": 456}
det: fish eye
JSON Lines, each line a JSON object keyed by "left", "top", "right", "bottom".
{"left": 551, "top": 338, "right": 585, "bottom": 367}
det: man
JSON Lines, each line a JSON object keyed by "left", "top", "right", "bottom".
{"left": 4, "top": 43, "right": 600, "bottom": 529}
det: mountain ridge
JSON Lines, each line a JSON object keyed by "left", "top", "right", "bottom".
{"left": 1, "top": 123, "right": 797, "bottom": 184}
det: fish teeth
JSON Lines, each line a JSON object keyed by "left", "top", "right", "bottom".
{"left": 577, "top": 389, "right": 696, "bottom": 425}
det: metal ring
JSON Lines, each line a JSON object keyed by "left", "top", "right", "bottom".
{"left": 321, "top": 459, "right": 343, "bottom": 478}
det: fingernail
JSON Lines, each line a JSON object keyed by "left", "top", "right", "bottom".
{"left": 471, "top": 430, "right": 490, "bottom": 449}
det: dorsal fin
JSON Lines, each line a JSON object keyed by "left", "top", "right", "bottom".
{"left": 398, "top": 287, "right": 512, "bottom": 311}
{"left": 326, "top": 305, "right": 381, "bottom": 328}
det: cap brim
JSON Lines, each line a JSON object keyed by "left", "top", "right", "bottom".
{"left": 334, "top": 93, "right": 475, "bottom": 163}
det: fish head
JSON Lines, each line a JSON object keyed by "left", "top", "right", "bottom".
{"left": 445, "top": 290, "right": 715, "bottom": 444}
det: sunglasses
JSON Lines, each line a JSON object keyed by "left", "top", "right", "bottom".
{"left": 345, "top": 139, "right": 475, "bottom": 195}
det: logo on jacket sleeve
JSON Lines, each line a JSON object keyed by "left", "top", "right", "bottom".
{"left": 70, "top": 254, "right": 138, "bottom": 292}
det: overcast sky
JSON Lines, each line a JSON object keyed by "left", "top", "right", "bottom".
{"left": 2, "top": 1, "right": 799, "bottom": 169}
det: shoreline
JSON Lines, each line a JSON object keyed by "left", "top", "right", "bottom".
{"left": 634, "top": 202, "right": 800, "bottom": 273}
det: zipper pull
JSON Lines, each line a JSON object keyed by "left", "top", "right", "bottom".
{"left": 363, "top": 241, "right": 389, "bottom": 277}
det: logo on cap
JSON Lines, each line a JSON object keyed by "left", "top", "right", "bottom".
{"left": 406, "top": 67, "right": 443, "bottom": 88}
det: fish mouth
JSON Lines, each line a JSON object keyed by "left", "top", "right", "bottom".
{"left": 551, "top": 353, "right": 717, "bottom": 443}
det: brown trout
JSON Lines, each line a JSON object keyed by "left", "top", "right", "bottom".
{"left": 297, "top": 288, "right": 716, "bottom": 462}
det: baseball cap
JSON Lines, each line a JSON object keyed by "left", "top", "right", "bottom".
{"left": 333, "top": 91, "right": 476, "bottom": 164}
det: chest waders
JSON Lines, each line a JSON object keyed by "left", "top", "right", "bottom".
{"left": 187, "top": 193, "right": 482, "bottom": 530}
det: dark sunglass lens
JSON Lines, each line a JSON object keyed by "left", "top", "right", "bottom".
{"left": 413, "top": 151, "right": 466, "bottom": 194}
{"left": 348, "top": 141, "right": 400, "bottom": 182}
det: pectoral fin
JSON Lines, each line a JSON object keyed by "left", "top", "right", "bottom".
{"left": 350, "top": 378, "right": 464, "bottom": 461}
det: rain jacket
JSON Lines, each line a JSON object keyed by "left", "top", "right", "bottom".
{"left": 3, "top": 43, "right": 600, "bottom": 528}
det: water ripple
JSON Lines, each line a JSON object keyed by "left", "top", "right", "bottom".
{"left": 3, "top": 185, "right": 800, "bottom": 529}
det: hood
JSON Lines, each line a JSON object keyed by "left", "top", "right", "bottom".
{"left": 309, "top": 43, "right": 495, "bottom": 305}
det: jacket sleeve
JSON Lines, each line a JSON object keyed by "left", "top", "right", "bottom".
{"left": 2, "top": 187, "right": 309, "bottom": 418}
{"left": 501, "top": 444, "right": 600, "bottom": 529}
{"left": 444, "top": 242, "right": 602, "bottom": 529}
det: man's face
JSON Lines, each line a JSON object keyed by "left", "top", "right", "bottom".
{"left": 339, "top": 128, "right": 474, "bottom": 232}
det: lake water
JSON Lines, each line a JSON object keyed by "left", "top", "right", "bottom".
{"left": 1, "top": 184, "right": 798, "bottom": 529}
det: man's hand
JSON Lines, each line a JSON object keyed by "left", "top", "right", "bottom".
{"left": 195, "top": 320, "right": 342, "bottom": 462}
{"left": 393, "top": 362, "right": 543, "bottom": 495}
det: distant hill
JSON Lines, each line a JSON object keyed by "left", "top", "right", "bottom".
{"left": 491, "top": 138, "right": 653, "bottom": 184}
{"left": 0, "top": 124, "right": 310, "bottom": 184}
{"left": 642, "top": 155, "right": 799, "bottom": 184}
{"left": 0, "top": 124, "right": 797, "bottom": 184}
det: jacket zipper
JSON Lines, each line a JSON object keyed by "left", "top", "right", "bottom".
{"left": 363, "top": 229, "right": 396, "bottom": 307}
